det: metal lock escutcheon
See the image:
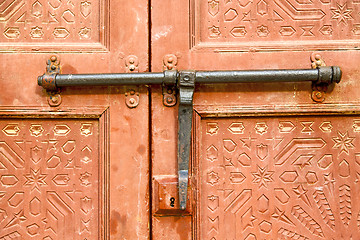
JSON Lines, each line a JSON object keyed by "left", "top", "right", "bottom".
{"left": 153, "top": 176, "right": 191, "bottom": 216}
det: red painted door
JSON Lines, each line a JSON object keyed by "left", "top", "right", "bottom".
{"left": 0, "top": 0, "right": 150, "bottom": 239}
{"left": 151, "top": 0, "right": 360, "bottom": 239}
{"left": 2, "top": 1, "right": 360, "bottom": 239}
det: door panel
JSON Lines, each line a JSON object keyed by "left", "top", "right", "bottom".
{"left": 0, "top": 0, "right": 150, "bottom": 239}
{"left": 151, "top": 0, "right": 360, "bottom": 239}
{"left": 0, "top": 117, "right": 104, "bottom": 239}
{"left": 195, "top": 112, "right": 360, "bottom": 240}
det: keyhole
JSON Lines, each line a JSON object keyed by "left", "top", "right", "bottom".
{"left": 170, "top": 197, "right": 175, "bottom": 207}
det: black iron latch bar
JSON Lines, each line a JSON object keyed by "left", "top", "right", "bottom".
{"left": 38, "top": 67, "right": 341, "bottom": 90}
{"left": 38, "top": 65, "right": 342, "bottom": 210}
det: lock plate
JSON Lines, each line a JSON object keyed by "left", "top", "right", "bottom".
{"left": 153, "top": 176, "right": 191, "bottom": 216}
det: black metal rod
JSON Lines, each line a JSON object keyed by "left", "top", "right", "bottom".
{"left": 55, "top": 72, "right": 165, "bottom": 86}
{"left": 38, "top": 66, "right": 342, "bottom": 90}
{"left": 195, "top": 69, "right": 319, "bottom": 83}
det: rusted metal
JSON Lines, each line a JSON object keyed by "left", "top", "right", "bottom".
{"left": 125, "top": 88, "right": 140, "bottom": 108}
{"left": 125, "top": 55, "right": 139, "bottom": 73}
{"left": 162, "top": 86, "right": 177, "bottom": 107}
{"left": 43, "top": 56, "right": 63, "bottom": 107}
{"left": 153, "top": 176, "right": 191, "bottom": 215}
{"left": 162, "top": 70, "right": 178, "bottom": 107}
{"left": 177, "top": 71, "right": 195, "bottom": 210}
{"left": 47, "top": 92, "right": 62, "bottom": 107}
{"left": 163, "top": 54, "right": 178, "bottom": 70}
{"left": 311, "top": 52, "right": 326, "bottom": 69}
{"left": 310, "top": 53, "right": 336, "bottom": 103}
{"left": 40, "top": 56, "right": 60, "bottom": 92}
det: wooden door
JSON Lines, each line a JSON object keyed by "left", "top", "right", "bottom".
{"left": 0, "top": 0, "right": 150, "bottom": 239}
{"left": 151, "top": 0, "right": 360, "bottom": 239}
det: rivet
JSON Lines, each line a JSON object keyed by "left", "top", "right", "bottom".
{"left": 51, "top": 65, "right": 56, "bottom": 70}
{"left": 129, "top": 98, "right": 135, "bottom": 104}
{"left": 129, "top": 65, "right": 135, "bottom": 71}
{"left": 316, "top": 91, "right": 323, "bottom": 98}
{"left": 130, "top": 90, "right": 135, "bottom": 95}
{"left": 51, "top": 95, "right": 58, "bottom": 103}
{"left": 166, "top": 97, "right": 173, "bottom": 104}
{"left": 129, "top": 58, "right": 135, "bottom": 64}
{"left": 183, "top": 76, "right": 190, "bottom": 82}
{"left": 50, "top": 56, "right": 57, "bottom": 62}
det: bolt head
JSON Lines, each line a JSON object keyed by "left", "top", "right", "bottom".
{"left": 316, "top": 91, "right": 323, "bottom": 98}
{"left": 166, "top": 97, "right": 174, "bottom": 104}
{"left": 50, "top": 56, "right": 57, "bottom": 62}
{"left": 51, "top": 96, "right": 58, "bottom": 103}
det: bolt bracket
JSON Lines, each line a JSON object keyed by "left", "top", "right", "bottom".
{"left": 125, "top": 88, "right": 140, "bottom": 108}
{"left": 45, "top": 55, "right": 62, "bottom": 107}
{"left": 310, "top": 52, "right": 339, "bottom": 103}
{"left": 162, "top": 70, "right": 178, "bottom": 107}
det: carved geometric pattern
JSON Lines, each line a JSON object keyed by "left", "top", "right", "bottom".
{"left": 313, "top": 189, "right": 335, "bottom": 230}
{"left": 339, "top": 184, "right": 351, "bottom": 227}
{"left": 291, "top": 205, "right": 324, "bottom": 237}
{"left": 0, "top": 0, "right": 106, "bottom": 51}
{"left": 0, "top": 120, "right": 100, "bottom": 239}
{"left": 198, "top": 116, "right": 360, "bottom": 239}
{"left": 195, "top": 0, "right": 360, "bottom": 51}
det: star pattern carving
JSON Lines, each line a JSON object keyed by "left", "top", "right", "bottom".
{"left": 331, "top": 2, "right": 353, "bottom": 25}
{"left": 251, "top": 165, "right": 274, "bottom": 188}
{"left": 293, "top": 184, "right": 311, "bottom": 207}
{"left": 24, "top": 168, "right": 47, "bottom": 191}
{"left": 207, "top": 171, "right": 220, "bottom": 185}
{"left": 332, "top": 131, "right": 355, "bottom": 155}
{"left": 79, "top": 172, "right": 92, "bottom": 186}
